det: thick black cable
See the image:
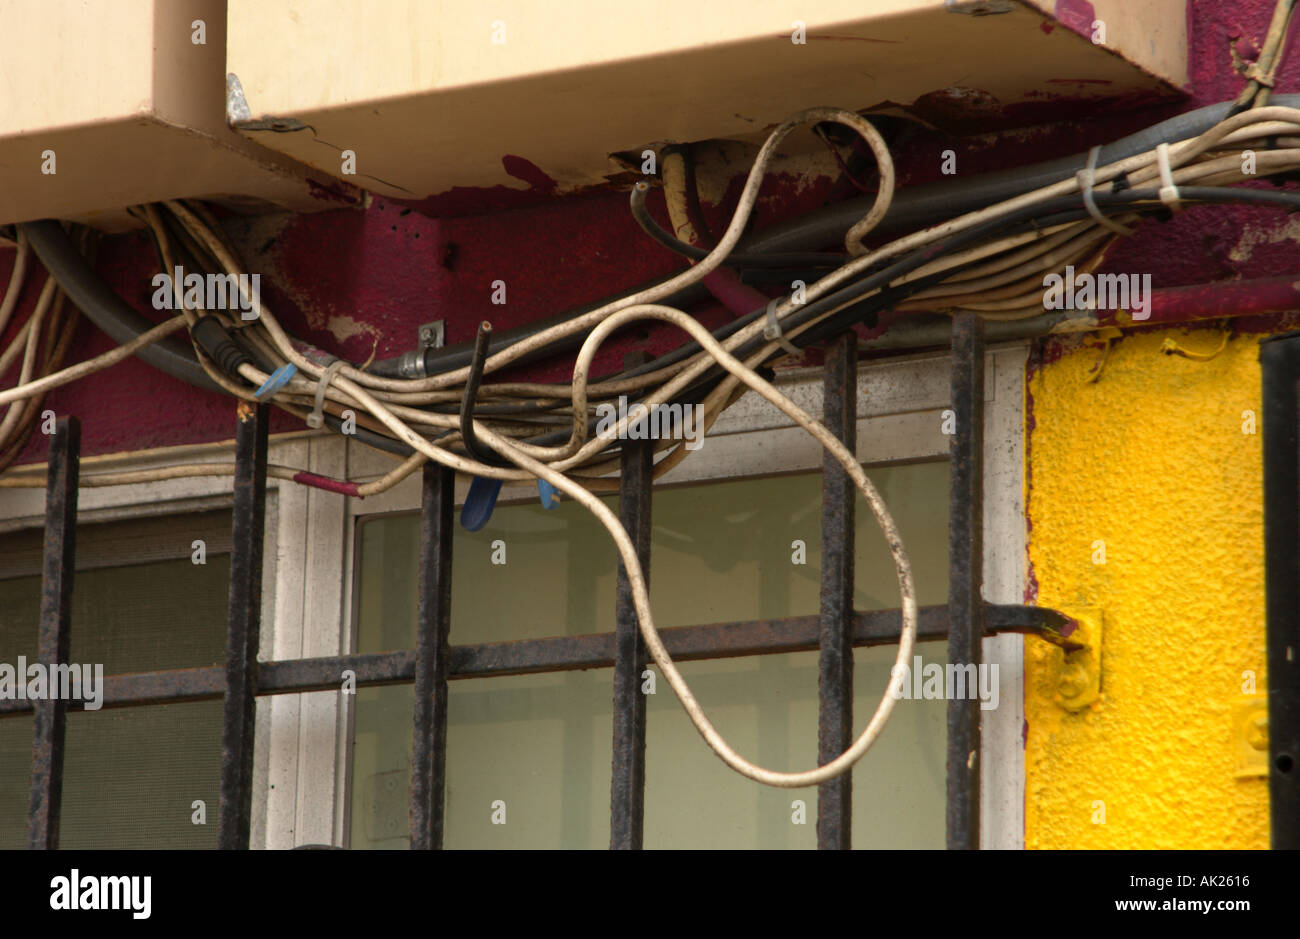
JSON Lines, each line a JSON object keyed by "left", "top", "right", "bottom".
{"left": 20, "top": 220, "right": 220, "bottom": 391}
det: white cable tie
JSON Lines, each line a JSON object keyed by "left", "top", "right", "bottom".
{"left": 1156, "top": 142, "right": 1182, "bottom": 210}
{"left": 1075, "top": 146, "right": 1134, "bottom": 236}
{"left": 763, "top": 299, "right": 802, "bottom": 356}
{"left": 307, "top": 359, "right": 346, "bottom": 429}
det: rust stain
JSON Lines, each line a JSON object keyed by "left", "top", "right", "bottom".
{"left": 307, "top": 177, "right": 361, "bottom": 204}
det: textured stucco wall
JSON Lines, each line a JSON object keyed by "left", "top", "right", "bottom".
{"left": 1024, "top": 327, "right": 1269, "bottom": 848}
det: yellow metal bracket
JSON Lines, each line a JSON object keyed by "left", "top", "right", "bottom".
{"left": 1052, "top": 607, "right": 1103, "bottom": 712}
{"left": 1233, "top": 698, "right": 1269, "bottom": 779}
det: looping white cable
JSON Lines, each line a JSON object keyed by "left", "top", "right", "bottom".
{"left": 306, "top": 359, "right": 346, "bottom": 428}
{"left": 1156, "top": 142, "right": 1183, "bottom": 210}
{"left": 18, "top": 101, "right": 1300, "bottom": 786}
{"left": 1076, "top": 146, "right": 1134, "bottom": 236}
{"left": 763, "top": 299, "right": 802, "bottom": 355}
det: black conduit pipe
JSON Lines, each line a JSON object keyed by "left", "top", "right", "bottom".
{"left": 20, "top": 219, "right": 220, "bottom": 392}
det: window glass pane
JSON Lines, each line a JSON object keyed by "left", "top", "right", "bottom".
{"left": 350, "top": 462, "right": 949, "bottom": 848}
{"left": 0, "top": 515, "right": 230, "bottom": 849}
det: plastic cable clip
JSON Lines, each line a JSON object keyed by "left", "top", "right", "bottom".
{"left": 306, "top": 360, "right": 347, "bottom": 429}
{"left": 1156, "top": 142, "right": 1182, "bottom": 210}
{"left": 763, "top": 299, "right": 802, "bottom": 356}
{"left": 461, "top": 476, "right": 504, "bottom": 532}
{"left": 253, "top": 362, "right": 298, "bottom": 401}
{"left": 1075, "top": 146, "right": 1134, "bottom": 236}
{"left": 537, "top": 478, "right": 559, "bottom": 510}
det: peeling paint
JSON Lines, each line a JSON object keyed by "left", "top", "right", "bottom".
{"left": 325, "top": 314, "right": 381, "bottom": 345}
{"left": 1228, "top": 215, "right": 1300, "bottom": 263}
{"left": 1053, "top": 0, "right": 1097, "bottom": 38}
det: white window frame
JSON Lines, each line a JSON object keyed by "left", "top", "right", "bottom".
{"left": 0, "top": 341, "right": 1028, "bottom": 849}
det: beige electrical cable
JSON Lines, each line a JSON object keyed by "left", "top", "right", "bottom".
{"left": 165, "top": 107, "right": 897, "bottom": 397}
{"left": 0, "top": 316, "right": 186, "bottom": 408}
{"left": 0, "top": 230, "right": 30, "bottom": 340}
{"left": 10, "top": 97, "right": 1300, "bottom": 785}
{"left": 490, "top": 302, "right": 917, "bottom": 786}
{"left": 0, "top": 276, "right": 60, "bottom": 448}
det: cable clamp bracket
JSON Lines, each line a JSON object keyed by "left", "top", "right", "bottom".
{"left": 1243, "top": 62, "right": 1276, "bottom": 87}
{"left": 1076, "top": 146, "right": 1134, "bottom": 236}
{"left": 306, "top": 359, "right": 347, "bottom": 428}
{"left": 1156, "top": 142, "right": 1182, "bottom": 211}
{"left": 763, "top": 299, "right": 802, "bottom": 355}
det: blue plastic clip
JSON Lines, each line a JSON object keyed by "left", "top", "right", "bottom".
{"left": 461, "top": 476, "right": 504, "bottom": 532}
{"left": 254, "top": 362, "right": 298, "bottom": 401}
{"left": 537, "top": 478, "right": 559, "bottom": 510}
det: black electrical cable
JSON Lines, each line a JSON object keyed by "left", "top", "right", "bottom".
{"left": 458, "top": 321, "right": 513, "bottom": 467}
{"left": 790, "top": 185, "right": 1300, "bottom": 351}
{"left": 628, "top": 182, "right": 847, "bottom": 269}
{"left": 20, "top": 219, "right": 220, "bottom": 391}
{"left": 741, "top": 93, "right": 1300, "bottom": 253}
{"left": 23, "top": 95, "right": 1300, "bottom": 465}
{"left": 370, "top": 94, "right": 1300, "bottom": 383}
{"left": 481, "top": 181, "right": 1300, "bottom": 457}
{"left": 621, "top": 182, "right": 1300, "bottom": 396}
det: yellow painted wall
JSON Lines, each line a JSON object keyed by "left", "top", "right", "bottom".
{"left": 1024, "top": 327, "right": 1268, "bottom": 849}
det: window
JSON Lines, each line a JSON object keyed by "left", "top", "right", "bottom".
{"left": 334, "top": 346, "right": 1030, "bottom": 848}
{"left": 0, "top": 511, "right": 231, "bottom": 848}
{"left": 350, "top": 464, "right": 951, "bottom": 848}
{"left": 0, "top": 432, "right": 339, "bottom": 850}
{"left": 0, "top": 345, "right": 1030, "bottom": 849}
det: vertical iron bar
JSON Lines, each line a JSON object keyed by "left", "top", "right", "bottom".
{"left": 218, "top": 402, "right": 269, "bottom": 849}
{"left": 1261, "top": 333, "right": 1300, "bottom": 849}
{"left": 27, "top": 417, "right": 80, "bottom": 850}
{"left": 610, "top": 438, "right": 652, "bottom": 849}
{"left": 946, "top": 313, "right": 985, "bottom": 850}
{"left": 411, "top": 463, "right": 455, "bottom": 849}
{"left": 818, "top": 332, "right": 857, "bottom": 849}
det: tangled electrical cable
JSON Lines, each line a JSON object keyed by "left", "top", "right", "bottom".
{"left": 0, "top": 230, "right": 82, "bottom": 473}
{"left": 8, "top": 89, "right": 1300, "bottom": 785}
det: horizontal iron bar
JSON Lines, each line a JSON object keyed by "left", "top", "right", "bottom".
{"left": 0, "top": 603, "right": 1077, "bottom": 715}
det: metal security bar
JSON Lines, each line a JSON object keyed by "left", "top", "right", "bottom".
{"left": 5, "top": 327, "right": 1081, "bottom": 850}
{"left": 947, "top": 313, "right": 985, "bottom": 850}
{"left": 1260, "top": 332, "right": 1300, "bottom": 849}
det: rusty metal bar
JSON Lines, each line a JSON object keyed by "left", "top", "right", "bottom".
{"left": 411, "top": 463, "right": 455, "bottom": 850}
{"left": 27, "top": 417, "right": 80, "bottom": 850}
{"left": 0, "top": 604, "right": 1077, "bottom": 715}
{"left": 1260, "top": 331, "right": 1300, "bottom": 849}
{"left": 610, "top": 438, "right": 652, "bottom": 849}
{"left": 818, "top": 332, "right": 856, "bottom": 849}
{"left": 946, "top": 313, "right": 985, "bottom": 851}
{"left": 218, "top": 402, "right": 269, "bottom": 850}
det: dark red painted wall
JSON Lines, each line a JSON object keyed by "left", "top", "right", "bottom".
{"left": 3, "top": 0, "right": 1298, "bottom": 462}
